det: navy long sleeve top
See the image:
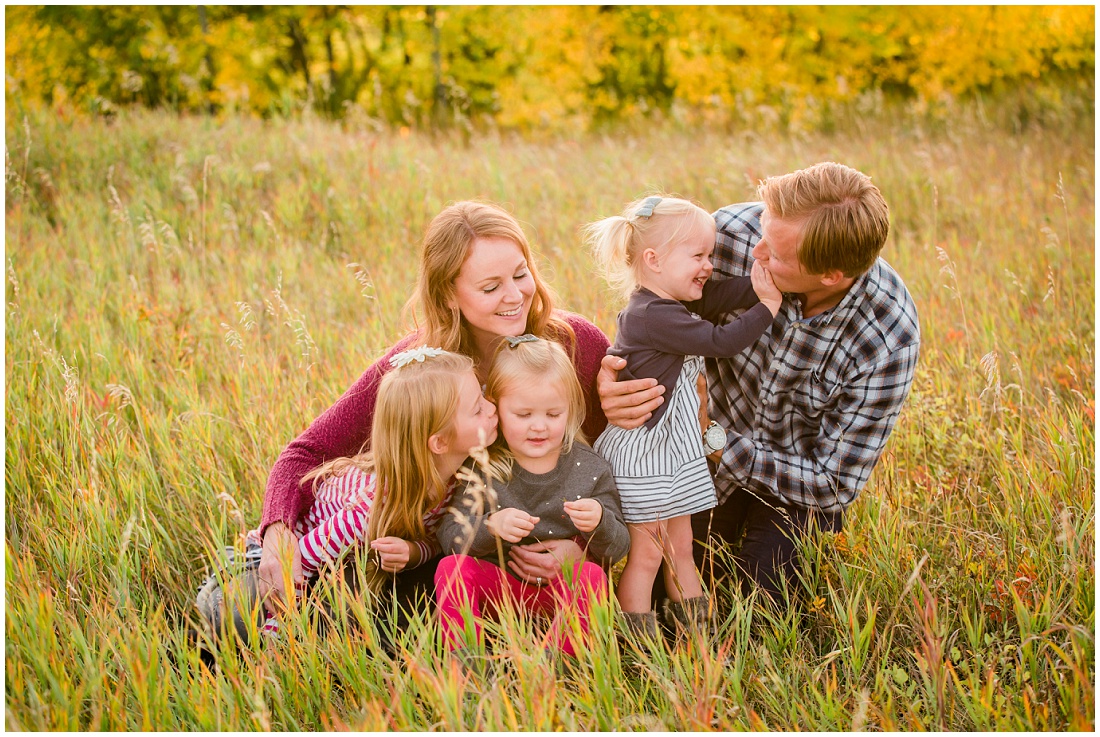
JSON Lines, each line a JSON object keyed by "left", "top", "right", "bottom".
{"left": 608, "top": 277, "right": 774, "bottom": 429}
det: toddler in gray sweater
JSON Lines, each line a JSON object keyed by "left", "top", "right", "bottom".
{"left": 435, "top": 335, "right": 629, "bottom": 658}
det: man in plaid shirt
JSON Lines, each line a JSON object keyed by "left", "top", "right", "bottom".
{"left": 598, "top": 162, "right": 920, "bottom": 604}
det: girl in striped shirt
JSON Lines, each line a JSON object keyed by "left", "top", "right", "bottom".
{"left": 246, "top": 347, "right": 498, "bottom": 635}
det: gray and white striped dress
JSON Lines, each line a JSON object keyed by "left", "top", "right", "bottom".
{"left": 594, "top": 355, "right": 717, "bottom": 524}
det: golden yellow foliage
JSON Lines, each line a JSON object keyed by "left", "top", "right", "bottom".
{"left": 5, "top": 6, "right": 1094, "bottom": 130}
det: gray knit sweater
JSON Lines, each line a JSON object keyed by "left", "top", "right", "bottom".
{"left": 436, "top": 443, "right": 630, "bottom": 567}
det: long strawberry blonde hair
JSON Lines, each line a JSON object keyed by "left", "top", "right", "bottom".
{"left": 302, "top": 350, "right": 476, "bottom": 544}
{"left": 406, "top": 200, "right": 575, "bottom": 361}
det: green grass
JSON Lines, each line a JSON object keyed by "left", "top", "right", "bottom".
{"left": 5, "top": 104, "right": 1094, "bottom": 730}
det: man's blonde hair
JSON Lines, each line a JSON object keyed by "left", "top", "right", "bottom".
{"left": 585, "top": 195, "right": 716, "bottom": 299}
{"left": 406, "top": 200, "right": 575, "bottom": 358}
{"left": 758, "top": 162, "right": 889, "bottom": 277}
{"left": 303, "top": 351, "right": 475, "bottom": 544}
{"left": 484, "top": 337, "right": 586, "bottom": 480}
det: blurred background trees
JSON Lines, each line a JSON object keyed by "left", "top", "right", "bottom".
{"left": 5, "top": 5, "right": 1094, "bottom": 132}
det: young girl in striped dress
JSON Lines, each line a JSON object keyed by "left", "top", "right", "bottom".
{"left": 586, "top": 196, "right": 782, "bottom": 641}
{"left": 242, "top": 347, "right": 498, "bottom": 636}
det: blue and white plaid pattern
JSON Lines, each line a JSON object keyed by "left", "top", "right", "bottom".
{"left": 706, "top": 203, "right": 920, "bottom": 513}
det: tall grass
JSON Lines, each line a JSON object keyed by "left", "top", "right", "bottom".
{"left": 5, "top": 104, "right": 1093, "bottom": 730}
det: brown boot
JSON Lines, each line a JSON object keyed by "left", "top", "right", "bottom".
{"left": 621, "top": 610, "right": 660, "bottom": 645}
{"left": 664, "top": 595, "right": 713, "bottom": 640}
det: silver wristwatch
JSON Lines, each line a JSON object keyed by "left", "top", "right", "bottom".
{"left": 702, "top": 420, "right": 726, "bottom": 454}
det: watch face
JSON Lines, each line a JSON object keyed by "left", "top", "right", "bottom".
{"left": 704, "top": 423, "right": 725, "bottom": 451}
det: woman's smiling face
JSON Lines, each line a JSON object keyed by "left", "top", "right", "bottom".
{"left": 451, "top": 236, "right": 535, "bottom": 348}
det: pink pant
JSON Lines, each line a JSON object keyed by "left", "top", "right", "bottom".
{"left": 435, "top": 554, "right": 608, "bottom": 657}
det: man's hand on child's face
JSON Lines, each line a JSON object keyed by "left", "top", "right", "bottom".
{"left": 488, "top": 507, "right": 539, "bottom": 543}
{"left": 370, "top": 536, "right": 412, "bottom": 572}
{"left": 563, "top": 498, "right": 602, "bottom": 532}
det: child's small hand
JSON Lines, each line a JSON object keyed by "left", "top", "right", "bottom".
{"left": 751, "top": 260, "right": 783, "bottom": 316}
{"left": 488, "top": 507, "right": 540, "bottom": 543}
{"left": 370, "top": 536, "right": 413, "bottom": 573}
{"left": 563, "top": 498, "right": 603, "bottom": 533}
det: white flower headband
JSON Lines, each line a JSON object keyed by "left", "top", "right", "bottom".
{"left": 390, "top": 346, "right": 446, "bottom": 368}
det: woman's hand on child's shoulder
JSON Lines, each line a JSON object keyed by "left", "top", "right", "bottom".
{"left": 370, "top": 536, "right": 413, "bottom": 572}
{"left": 563, "top": 498, "right": 603, "bottom": 533}
{"left": 488, "top": 507, "right": 539, "bottom": 543}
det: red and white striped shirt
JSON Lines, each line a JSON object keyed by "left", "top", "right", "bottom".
{"left": 245, "top": 466, "right": 456, "bottom": 578}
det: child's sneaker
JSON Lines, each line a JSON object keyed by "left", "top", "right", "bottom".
{"left": 194, "top": 543, "right": 264, "bottom": 644}
{"left": 194, "top": 546, "right": 238, "bottom": 640}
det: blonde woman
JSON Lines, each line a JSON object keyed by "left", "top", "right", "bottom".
{"left": 255, "top": 202, "right": 611, "bottom": 623}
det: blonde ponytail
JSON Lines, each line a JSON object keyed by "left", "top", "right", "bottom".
{"left": 585, "top": 194, "right": 715, "bottom": 300}
{"left": 584, "top": 215, "right": 639, "bottom": 299}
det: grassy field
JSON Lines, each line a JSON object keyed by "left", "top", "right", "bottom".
{"left": 5, "top": 104, "right": 1094, "bottom": 730}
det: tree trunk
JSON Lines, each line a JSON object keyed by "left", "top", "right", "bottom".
{"left": 427, "top": 6, "right": 446, "bottom": 126}
{"left": 288, "top": 16, "right": 312, "bottom": 92}
{"left": 197, "top": 5, "right": 218, "bottom": 113}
